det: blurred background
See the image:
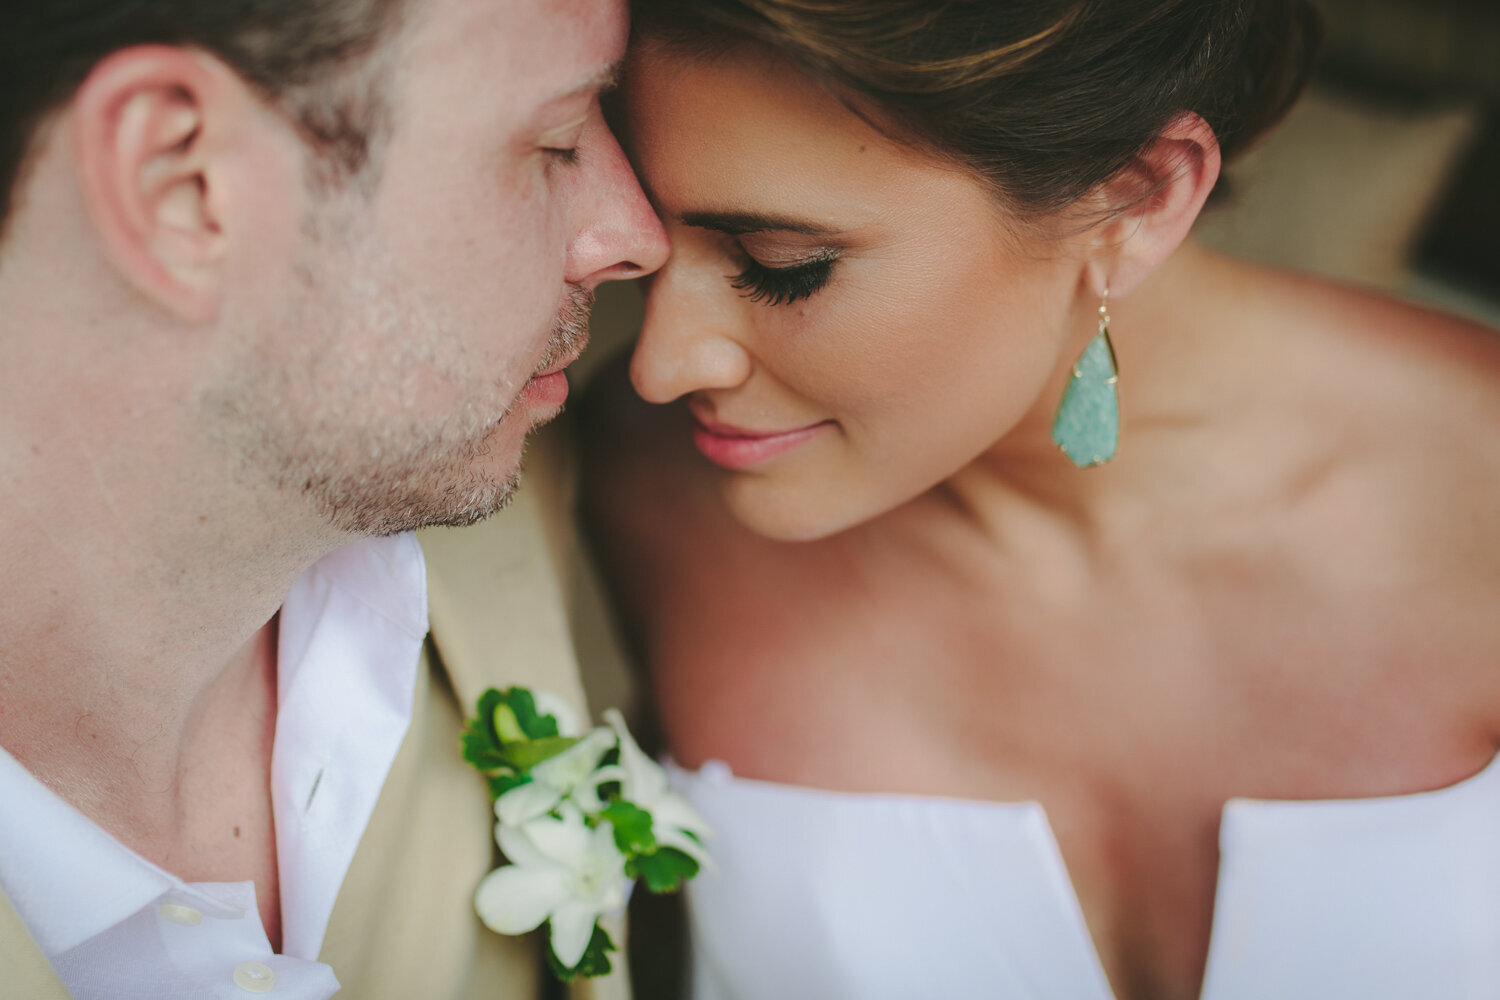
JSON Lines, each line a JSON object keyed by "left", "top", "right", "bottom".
{"left": 1193, "top": 0, "right": 1500, "bottom": 325}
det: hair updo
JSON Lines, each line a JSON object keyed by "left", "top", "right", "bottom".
{"left": 631, "top": 0, "right": 1322, "bottom": 224}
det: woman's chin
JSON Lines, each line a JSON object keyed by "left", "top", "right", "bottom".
{"left": 720, "top": 476, "right": 882, "bottom": 544}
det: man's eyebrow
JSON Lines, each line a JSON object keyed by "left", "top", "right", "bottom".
{"left": 548, "top": 60, "right": 623, "bottom": 103}
{"left": 679, "top": 211, "right": 841, "bottom": 237}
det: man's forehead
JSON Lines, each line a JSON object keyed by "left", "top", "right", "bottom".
{"left": 400, "top": 0, "right": 627, "bottom": 95}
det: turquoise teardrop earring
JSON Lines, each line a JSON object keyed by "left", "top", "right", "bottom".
{"left": 1051, "top": 288, "right": 1119, "bottom": 467}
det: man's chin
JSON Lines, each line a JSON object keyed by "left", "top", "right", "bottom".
{"left": 405, "top": 478, "right": 519, "bottom": 531}
{"left": 398, "top": 443, "right": 526, "bottom": 533}
{"left": 393, "top": 431, "right": 530, "bottom": 533}
{"left": 318, "top": 437, "right": 525, "bottom": 537}
{"left": 328, "top": 467, "right": 516, "bottom": 537}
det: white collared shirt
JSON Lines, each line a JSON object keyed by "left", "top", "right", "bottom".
{"left": 0, "top": 533, "right": 429, "bottom": 999}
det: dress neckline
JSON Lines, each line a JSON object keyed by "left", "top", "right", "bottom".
{"left": 668, "top": 749, "right": 1500, "bottom": 1000}
{"left": 673, "top": 748, "right": 1500, "bottom": 815}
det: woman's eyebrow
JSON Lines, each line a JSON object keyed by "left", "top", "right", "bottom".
{"left": 679, "top": 210, "right": 842, "bottom": 237}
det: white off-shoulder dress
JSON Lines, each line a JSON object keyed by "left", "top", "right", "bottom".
{"left": 665, "top": 754, "right": 1500, "bottom": 1000}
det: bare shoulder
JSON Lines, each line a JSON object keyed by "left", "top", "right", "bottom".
{"left": 1213, "top": 252, "right": 1500, "bottom": 485}
{"left": 1251, "top": 267, "right": 1500, "bottom": 702}
{"left": 1290, "top": 273, "right": 1500, "bottom": 492}
{"left": 1278, "top": 265, "right": 1500, "bottom": 405}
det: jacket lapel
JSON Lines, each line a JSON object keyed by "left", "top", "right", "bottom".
{"left": 324, "top": 429, "right": 631, "bottom": 999}
{"left": 420, "top": 472, "right": 589, "bottom": 718}
{"left": 419, "top": 464, "right": 632, "bottom": 1000}
{"left": 0, "top": 888, "right": 71, "bottom": 1000}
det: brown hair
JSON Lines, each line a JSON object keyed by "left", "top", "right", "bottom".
{"left": 633, "top": 0, "right": 1321, "bottom": 222}
{"left": 0, "top": 0, "right": 407, "bottom": 242}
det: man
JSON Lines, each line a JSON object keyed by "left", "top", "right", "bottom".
{"left": 0, "top": 0, "right": 666, "bottom": 996}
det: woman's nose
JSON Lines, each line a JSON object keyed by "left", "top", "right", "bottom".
{"left": 630, "top": 265, "right": 753, "bottom": 405}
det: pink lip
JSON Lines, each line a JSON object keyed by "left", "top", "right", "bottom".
{"left": 522, "top": 369, "right": 569, "bottom": 409}
{"left": 690, "top": 413, "right": 831, "bottom": 470}
{"left": 521, "top": 345, "right": 586, "bottom": 411}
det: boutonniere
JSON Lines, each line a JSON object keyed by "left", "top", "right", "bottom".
{"left": 462, "top": 686, "right": 712, "bottom": 981}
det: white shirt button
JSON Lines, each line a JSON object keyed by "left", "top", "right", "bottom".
{"left": 158, "top": 902, "right": 203, "bottom": 926}
{"left": 233, "top": 961, "right": 277, "bottom": 993}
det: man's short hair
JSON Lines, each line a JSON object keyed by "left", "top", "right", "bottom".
{"left": 0, "top": 0, "right": 408, "bottom": 242}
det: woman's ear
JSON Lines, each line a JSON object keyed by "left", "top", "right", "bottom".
{"left": 1085, "top": 111, "right": 1221, "bottom": 299}
{"left": 70, "top": 46, "right": 261, "bottom": 323}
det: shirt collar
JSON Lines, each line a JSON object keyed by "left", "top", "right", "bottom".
{"left": 0, "top": 532, "right": 429, "bottom": 961}
{"left": 0, "top": 746, "right": 171, "bottom": 955}
{"left": 271, "top": 530, "right": 428, "bottom": 959}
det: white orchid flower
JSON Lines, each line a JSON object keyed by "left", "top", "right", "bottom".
{"left": 467, "top": 688, "right": 714, "bottom": 981}
{"left": 593, "top": 708, "right": 714, "bottom": 870}
{"left": 495, "top": 725, "right": 618, "bottom": 828}
{"left": 473, "top": 802, "right": 627, "bottom": 969}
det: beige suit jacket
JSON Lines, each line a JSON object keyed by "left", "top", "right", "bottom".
{"left": 0, "top": 431, "right": 631, "bottom": 1000}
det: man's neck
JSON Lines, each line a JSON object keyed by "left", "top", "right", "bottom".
{"left": 0, "top": 412, "right": 345, "bottom": 864}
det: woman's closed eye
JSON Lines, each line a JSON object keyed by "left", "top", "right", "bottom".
{"left": 729, "top": 252, "right": 838, "bottom": 307}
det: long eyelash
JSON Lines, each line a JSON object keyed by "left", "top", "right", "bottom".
{"left": 729, "top": 255, "right": 837, "bottom": 306}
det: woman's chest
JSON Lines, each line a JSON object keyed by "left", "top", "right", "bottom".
{"left": 654, "top": 577, "right": 1500, "bottom": 1000}
{"left": 672, "top": 742, "right": 1500, "bottom": 1000}
{"left": 657, "top": 566, "right": 1499, "bottom": 789}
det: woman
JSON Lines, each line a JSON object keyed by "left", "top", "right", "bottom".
{"left": 579, "top": 2, "right": 1500, "bottom": 998}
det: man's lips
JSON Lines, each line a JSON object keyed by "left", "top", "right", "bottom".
{"left": 689, "top": 412, "right": 832, "bottom": 470}
{"left": 521, "top": 341, "right": 589, "bottom": 411}
{"left": 521, "top": 369, "right": 569, "bottom": 409}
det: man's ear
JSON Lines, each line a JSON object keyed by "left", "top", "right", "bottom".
{"left": 71, "top": 46, "right": 265, "bottom": 323}
{"left": 1084, "top": 112, "right": 1221, "bottom": 299}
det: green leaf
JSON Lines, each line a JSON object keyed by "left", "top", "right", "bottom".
{"left": 503, "top": 687, "right": 561, "bottom": 741}
{"left": 488, "top": 771, "right": 530, "bottom": 801}
{"left": 544, "top": 922, "right": 615, "bottom": 982}
{"left": 463, "top": 688, "right": 575, "bottom": 782}
{"left": 466, "top": 747, "right": 512, "bottom": 772}
{"left": 475, "top": 688, "right": 505, "bottom": 729}
{"left": 460, "top": 689, "right": 507, "bottom": 769}
{"left": 491, "top": 702, "right": 526, "bottom": 744}
{"left": 503, "top": 735, "right": 580, "bottom": 771}
{"left": 627, "top": 847, "right": 700, "bottom": 894}
{"left": 599, "top": 801, "right": 657, "bottom": 856}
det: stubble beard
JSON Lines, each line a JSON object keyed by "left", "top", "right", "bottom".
{"left": 355, "top": 282, "right": 596, "bottom": 535}
{"left": 314, "top": 282, "right": 594, "bottom": 537}
{"left": 211, "top": 234, "right": 595, "bottom": 539}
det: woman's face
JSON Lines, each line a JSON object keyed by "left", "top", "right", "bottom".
{"left": 622, "top": 42, "right": 1089, "bottom": 540}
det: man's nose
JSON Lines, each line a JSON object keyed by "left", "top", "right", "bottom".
{"left": 566, "top": 117, "right": 670, "bottom": 289}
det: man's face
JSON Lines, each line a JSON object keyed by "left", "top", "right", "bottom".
{"left": 213, "top": 0, "right": 664, "bottom": 535}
